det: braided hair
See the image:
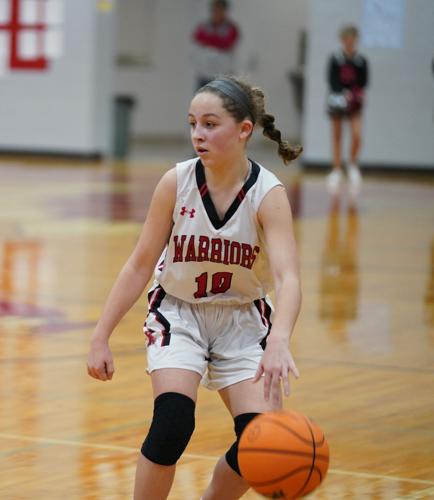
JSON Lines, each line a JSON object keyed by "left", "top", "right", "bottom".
{"left": 196, "top": 76, "right": 303, "bottom": 165}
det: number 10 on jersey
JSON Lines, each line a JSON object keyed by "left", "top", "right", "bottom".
{"left": 194, "top": 272, "right": 233, "bottom": 298}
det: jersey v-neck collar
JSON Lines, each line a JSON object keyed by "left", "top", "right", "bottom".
{"left": 195, "top": 159, "right": 260, "bottom": 230}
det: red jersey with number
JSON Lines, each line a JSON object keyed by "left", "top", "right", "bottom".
{"left": 152, "top": 158, "right": 282, "bottom": 305}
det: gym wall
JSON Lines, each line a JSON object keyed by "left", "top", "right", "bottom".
{"left": 0, "top": 0, "right": 115, "bottom": 155}
{"left": 303, "top": 0, "right": 434, "bottom": 169}
{"left": 116, "top": 0, "right": 308, "bottom": 142}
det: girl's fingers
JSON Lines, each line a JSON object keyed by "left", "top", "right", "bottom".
{"left": 263, "top": 372, "right": 272, "bottom": 401}
{"left": 282, "top": 370, "right": 290, "bottom": 397}
{"left": 260, "top": 353, "right": 299, "bottom": 401}
{"left": 88, "top": 366, "right": 98, "bottom": 379}
{"left": 290, "top": 361, "right": 300, "bottom": 379}
{"left": 97, "top": 367, "right": 108, "bottom": 381}
{"left": 87, "top": 363, "right": 109, "bottom": 381}
{"left": 271, "top": 369, "right": 281, "bottom": 402}
{"left": 106, "top": 361, "right": 115, "bottom": 379}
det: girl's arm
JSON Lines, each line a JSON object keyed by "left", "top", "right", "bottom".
{"left": 328, "top": 55, "right": 343, "bottom": 93}
{"left": 360, "top": 57, "right": 369, "bottom": 88}
{"left": 87, "top": 168, "right": 176, "bottom": 380}
{"left": 253, "top": 185, "right": 302, "bottom": 403}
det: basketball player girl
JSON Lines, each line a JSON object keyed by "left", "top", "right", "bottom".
{"left": 326, "top": 25, "right": 369, "bottom": 195}
{"left": 87, "top": 76, "right": 302, "bottom": 500}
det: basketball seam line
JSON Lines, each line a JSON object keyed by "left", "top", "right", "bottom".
{"left": 297, "top": 415, "right": 317, "bottom": 498}
{"left": 238, "top": 448, "right": 328, "bottom": 460}
{"left": 247, "top": 465, "right": 322, "bottom": 487}
{"left": 255, "top": 415, "right": 324, "bottom": 446}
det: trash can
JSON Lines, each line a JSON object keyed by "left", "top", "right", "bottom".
{"left": 112, "top": 95, "right": 135, "bottom": 159}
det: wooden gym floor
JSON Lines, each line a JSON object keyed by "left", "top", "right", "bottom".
{"left": 0, "top": 148, "right": 433, "bottom": 499}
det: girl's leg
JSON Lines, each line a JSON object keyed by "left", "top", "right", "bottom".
{"left": 202, "top": 377, "right": 282, "bottom": 500}
{"left": 349, "top": 112, "right": 362, "bottom": 164}
{"left": 347, "top": 113, "right": 363, "bottom": 195}
{"left": 331, "top": 115, "right": 343, "bottom": 169}
{"left": 134, "top": 456, "right": 174, "bottom": 500}
{"left": 327, "top": 116, "right": 344, "bottom": 193}
{"left": 134, "top": 368, "right": 201, "bottom": 500}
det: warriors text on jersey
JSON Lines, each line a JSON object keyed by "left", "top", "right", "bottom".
{"left": 152, "top": 158, "right": 283, "bottom": 305}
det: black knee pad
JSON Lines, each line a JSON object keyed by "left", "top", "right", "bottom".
{"left": 141, "top": 392, "right": 195, "bottom": 466}
{"left": 225, "top": 412, "right": 260, "bottom": 475}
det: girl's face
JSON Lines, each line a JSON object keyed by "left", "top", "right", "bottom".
{"left": 341, "top": 33, "right": 357, "bottom": 54}
{"left": 188, "top": 92, "right": 253, "bottom": 166}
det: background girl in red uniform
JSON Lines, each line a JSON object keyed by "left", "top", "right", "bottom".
{"left": 192, "top": 0, "right": 240, "bottom": 89}
{"left": 326, "top": 25, "right": 369, "bottom": 195}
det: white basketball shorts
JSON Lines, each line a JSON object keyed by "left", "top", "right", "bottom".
{"left": 144, "top": 286, "right": 273, "bottom": 391}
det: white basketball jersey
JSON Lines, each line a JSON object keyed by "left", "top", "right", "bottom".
{"left": 153, "top": 158, "right": 283, "bottom": 305}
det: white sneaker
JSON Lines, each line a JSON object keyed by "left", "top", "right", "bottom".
{"left": 326, "top": 169, "right": 343, "bottom": 194}
{"left": 347, "top": 164, "right": 362, "bottom": 195}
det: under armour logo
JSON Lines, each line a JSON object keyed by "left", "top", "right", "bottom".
{"left": 180, "top": 206, "right": 196, "bottom": 218}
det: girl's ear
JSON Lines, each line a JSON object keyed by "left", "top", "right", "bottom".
{"left": 239, "top": 119, "right": 254, "bottom": 140}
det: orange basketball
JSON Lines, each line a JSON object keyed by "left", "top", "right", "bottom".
{"left": 238, "top": 411, "right": 329, "bottom": 499}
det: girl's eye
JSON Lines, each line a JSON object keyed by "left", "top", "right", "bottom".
{"left": 206, "top": 122, "right": 215, "bottom": 128}
{"left": 189, "top": 122, "right": 196, "bottom": 128}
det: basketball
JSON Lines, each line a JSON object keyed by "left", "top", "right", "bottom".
{"left": 238, "top": 411, "right": 329, "bottom": 499}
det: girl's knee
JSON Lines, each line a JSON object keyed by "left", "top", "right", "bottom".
{"left": 141, "top": 392, "right": 195, "bottom": 465}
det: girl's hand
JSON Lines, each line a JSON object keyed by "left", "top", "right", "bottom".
{"left": 253, "top": 337, "right": 299, "bottom": 404}
{"left": 87, "top": 337, "right": 114, "bottom": 381}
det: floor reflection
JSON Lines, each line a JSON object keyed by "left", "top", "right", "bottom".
{"left": 78, "top": 448, "right": 137, "bottom": 499}
{"left": 319, "top": 194, "right": 359, "bottom": 337}
{"left": 0, "top": 240, "right": 41, "bottom": 309}
{"left": 425, "top": 237, "right": 434, "bottom": 336}
{"left": 0, "top": 240, "right": 94, "bottom": 334}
